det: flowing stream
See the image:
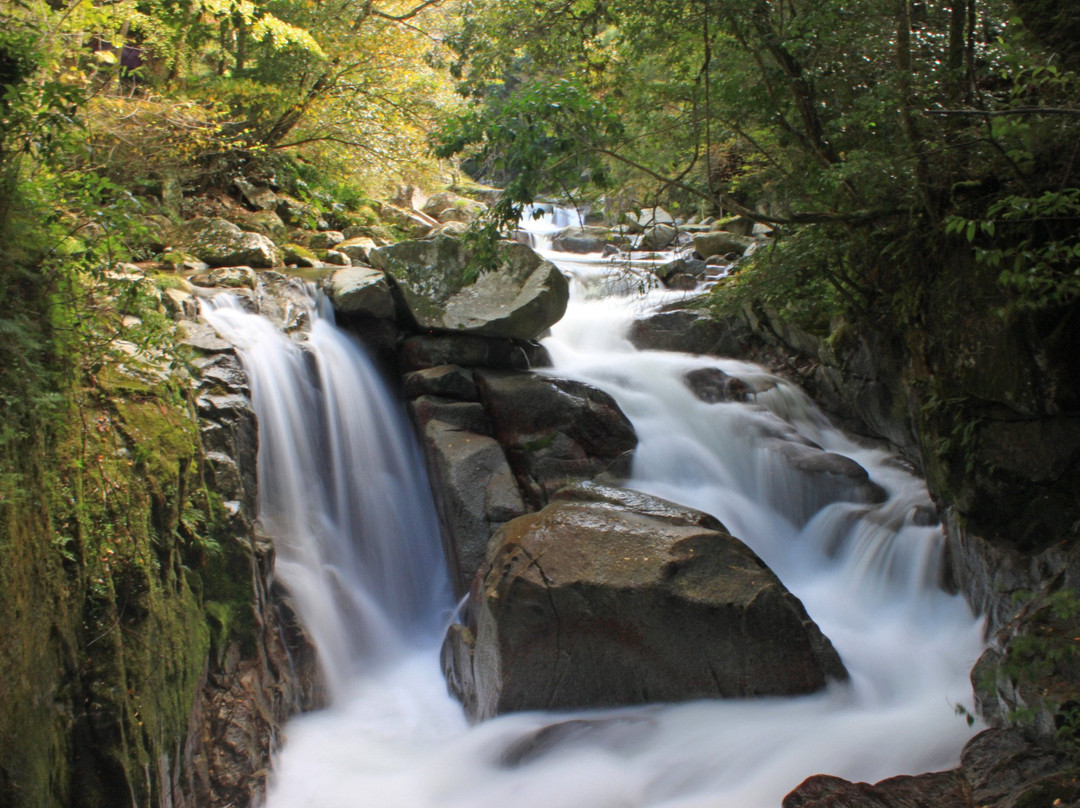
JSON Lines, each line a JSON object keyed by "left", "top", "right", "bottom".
{"left": 203, "top": 214, "right": 986, "bottom": 807}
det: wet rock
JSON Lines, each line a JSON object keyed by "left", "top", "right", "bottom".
{"left": 629, "top": 309, "right": 749, "bottom": 355}
{"left": 760, "top": 437, "right": 888, "bottom": 525}
{"left": 418, "top": 418, "right": 527, "bottom": 589}
{"left": 476, "top": 371, "right": 638, "bottom": 506}
{"left": 401, "top": 334, "right": 551, "bottom": 372}
{"left": 551, "top": 226, "right": 625, "bottom": 254}
{"left": 782, "top": 729, "right": 1078, "bottom": 808}
{"left": 783, "top": 771, "right": 969, "bottom": 808}
{"left": 684, "top": 367, "right": 751, "bottom": 403}
{"left": 326, "top": 267, "right": 395, "bottom": 320}
{"left": 443, "top": 483, "right": 848, "bottom": 721}
{"left": 371, "top": 235, "right": 569, "bottom": 341}
{"left": 497, "top": 716, "right": 656, "bottom": 768}
{"left": 403, "top": 365, "right": 479, "bottom": 401}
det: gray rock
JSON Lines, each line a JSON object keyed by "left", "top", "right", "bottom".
{"left": 417, "top": 418, "right": 527, "bottom": 589}
{"left": 551, "top": 226, "right": 623, "bottom": 254}
{"left": 179, "top": 320, "right": 234, "bottom": 353}
{"left": 234, "top": 209, "right": 287, "bottom": 240}
{"left": 683, "top": 367, "right": 751, "bottom": 403}
{"left": 323, "top": 249, "right": 351, "bottom": 266}
{"left": 326, "top": 267, "right": 395, "bottom": 319}
{"left": 275, "top": 195, "right": 326, "bottom": 229}
{"left": 761, "top": 438, "right": 887, "bottom": 525}
{"left": 234, "top": 178, "right": 278, "bottom": 211}
{"left": 693, "top": 231, "right": 754, "bottom": 259}
{"left": 629, "top": 309, "right": 748, "bottom": 355}
{"left": 309, "top": 231, "right": 345, "bottom": 250}
{"left": 205, "top": 266, "right": 258, "bottom": 289}
{"left": 423, "top": 191, "right": 488, "bottom": 224}
{"left": 282, "top": 244, "right": 319, "bottom": 268}
{"left": 717, "top": 216, "right": 755, "bottom": 236}
{"left": 476, "top": 370, "right": 638, "bottom": 506}
{"left": 179, "top": 218, "right": 281, "bottom": 268}
{"left": 443, "top": 483, "right": 848, "bottom": 720}
{"left": 403, "top": 365, "right": 479, "bottom": 401}
{"left": 370, "top": 235, "right": 569, "bottom": 341}
{"left": 639, "top": 223, "right": 678, "bottom": 250}
{"left": 401, "top": 334, "right": 551, "bottom": 371}
{"left": 380, "top": 203, "right": 438, "bottom": 237}
{"left": 335, "top": 236, "right": 377, "bottom": 265}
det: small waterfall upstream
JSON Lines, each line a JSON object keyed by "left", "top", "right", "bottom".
{"left": 202, "top": 218, "right": 986, "bottom": 807}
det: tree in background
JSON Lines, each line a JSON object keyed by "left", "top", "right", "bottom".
{"left": 439, "top": 0, "right": 1080, "bottom": 319}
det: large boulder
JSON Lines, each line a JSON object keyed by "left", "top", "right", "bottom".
{"left": 628, "top": 309, "right": 750, "bottom": 355}
{"left": 325, "top": 267, "right": 395, "bottom": 319}
{"left": 422, "top": 191, "right": 488, "bottom": 224}
{"left": 639, "top": 223, "right": 678, "bottom": 251}
{"left": 443, "top": 483, "right": 848, "bottom": 721}
{"left": 551, "top": 226, "right": 622, "bottom": 254}
{"left": 371, "top": 235, "right": 569, "bottom": 341}
{"left": 178, "top": 218, "right": 281, "bottom": 268}
{"left": 380, "top": 203, "right": 439, "bottom": 237}
{"left": 476, "top": 370, "right": 637, "bottom": 507}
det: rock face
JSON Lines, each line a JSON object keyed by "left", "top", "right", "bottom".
{"left": 178, "top": 218, "right": 282, "bottom": 268}
{"left": 476, "top": 371, "right": 638, "bottom": 507}
{"left": 443, "top": 484, "right": 848, "bottom": 721}
{"left": 370, "top": 235, "right": 569, "bottom": 340}
{"left": 405, "top": 364, "right": 636, "bottom": 591}
{"left": 782, "top": 729, "right": 1078, "bottom": 808}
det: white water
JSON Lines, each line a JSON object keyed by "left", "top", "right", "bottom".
{"left": 204, "top": 223, "right": 986, "bottom": 807}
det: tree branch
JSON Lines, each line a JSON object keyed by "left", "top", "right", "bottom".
{"left": 923, "top": 107, "right": 1080, "bottom": 118}
{"left": 591, "top": 147, "right": 896, "bottom": 226}
{"left": 372, "top": 0, "right": 446, "bottom": 22}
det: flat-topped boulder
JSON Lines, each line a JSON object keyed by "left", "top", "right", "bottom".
{"left": 370, "top": 235, "right": 569, "bottom": 341}
{"left": 443, "top": 483, "right": 848, "bottom": 721}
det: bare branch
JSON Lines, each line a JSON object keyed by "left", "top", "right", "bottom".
{"left": 923, "top": 107, "right": 1080, "bottom": 118}
{"left": 372, "top": 0, "right": 446, "bottom": 22}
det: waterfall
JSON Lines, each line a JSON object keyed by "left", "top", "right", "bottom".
{"left": 202, "top": 289, "right": 452, "bottom": 700}
{"left": 204, "top": 235, "right": 986, "bottom": 807}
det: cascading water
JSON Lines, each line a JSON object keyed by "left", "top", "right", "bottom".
{"left": 204, "top": 224, "right": 986, "bottom": 807}
{"left": 202, "top": 290, "right": 452, "bottom": 700}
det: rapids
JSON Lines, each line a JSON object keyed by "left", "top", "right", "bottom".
{"left": 203, "top": 213, "right": 986, "bottom": 807}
